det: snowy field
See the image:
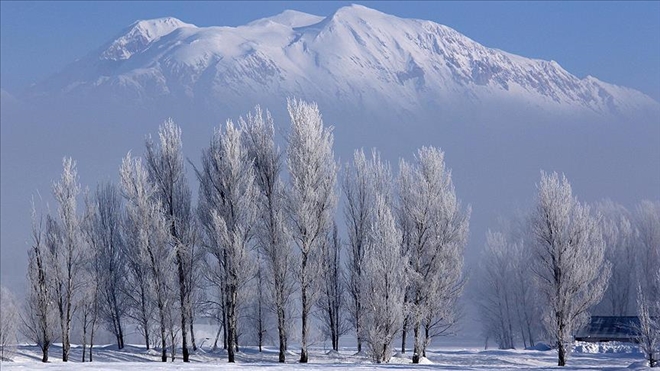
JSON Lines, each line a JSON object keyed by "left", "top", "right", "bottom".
{"left": 1, "top": 342, "right": 651, "bottom": 370}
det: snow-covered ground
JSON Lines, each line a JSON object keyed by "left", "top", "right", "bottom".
{"left": 0, "top": 341, "right": 651, "bottom": 370}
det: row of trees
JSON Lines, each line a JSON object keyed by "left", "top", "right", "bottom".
{"left": 21, "top": 99, "right": 469, "bottom": 364}
{"left": 476, "top": 172, "right": 660, "bottom": 366}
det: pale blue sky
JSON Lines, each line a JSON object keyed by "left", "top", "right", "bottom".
{"left": 1, "top": 1, "right": 659, "bottom": 101}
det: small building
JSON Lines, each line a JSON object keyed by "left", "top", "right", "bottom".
{"left": 575, "top": 316, "right": 640, "bottom": 343}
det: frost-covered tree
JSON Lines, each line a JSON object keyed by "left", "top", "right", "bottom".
{"left": 1, "top": 286, "right": 18, "bottom": 361}
{"left": 145, "top": 119, "right": 196, "bottom": 362}
{"left": 530, "top": 171, "right": 610, "bottom": 367}
{"left": 22, "top": 202, "right": 57, "bottom": 363}
{"left": 49, "top": 157, "right": 85, "bottom": 362}
{"left": 361, "top": 194, "right": 406, "bottom": 363}
{"left": 286, "top": 98, "right": 338, "bottom": 363}
{"left": 196, "top": 120, "right": 258, "bottom": 363}
{"left": 343, "top": 149, "right": 391, "bottom": 353}
{"left": 241, "top": 106, "right": 295, "bottom": 362}
{"left": 83, "top": 182, "right": 127, "bottom": 349}
{"left": 120, "top": 153, "right": 174, "bottom": 362}
{"left": 397, "top": 147, "right": 469, "bottom": 363}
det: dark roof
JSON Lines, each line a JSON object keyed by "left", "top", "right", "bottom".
{"left": 575, "top": 316, "right": 640, "bottom": 342}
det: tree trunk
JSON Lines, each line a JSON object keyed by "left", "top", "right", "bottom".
{"left": 356, "top": 311, "right": 362, "bottom": 353}
{"left": 89, "top": 322, "right": 95, "bottom": 363}
{"left": 82, "top": 315, "right": 88, "bottom": 362}
{"left": 190, "top": 316, "right": 197, "bottom": 351}
{"left": 226, "top": 282, "right": 237, "bottom": 363}
{"left": 300, "top": 253, "right": 309, "bottom": 363}
{"left": 223, "top": 301, "right": 228, "bottom": 350}
{"left": 112, "top": 292, "right": 125, "bottom": 349}
{"left": 278, "top": 308, "right": 286, "bottom": 362}
{"left": 139, "top": 285, "right": 150, "bottom": 350}
{"left": 159, "top": 303, "right": 167, "bottom": 362}
{"left": 175, "top": 249, "right": 190, "bottom": 362}
{"left": 558, "top": 341, "right": 566, "bottom": 366}
{"left": 41, "top": 344, "right": 49, "bottom": 363}
{"left": 412, "top": 323, "right": 420, "bottom": 364}
{"left": 62, "top": 320, "right": 70, "bottom": 362}
{"left": 401, "top": 325, "right": 407, "bottom": 353}
{"left": 160, "top": 328, "right": 167, "bottom": 362}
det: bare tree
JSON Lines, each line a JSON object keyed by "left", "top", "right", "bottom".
{"left": 477, "top": 214, "right": 542, "bottom": 350}
{"left": 22, "top": 202, "right": 57, "bottom": 362}
{"left": 635, "top": 200, "right": 660, "bottom": 308}
{"left": 595, "top": 200, "right": 637, "bottom": 316}
{"left": 508, "top": 224, "right": 541, "bottom": 349}
{"left": 397, "top": 147, "right": 469, "bottom": 363}
{"left": 285, "top": 98, "right": 338, "bottom": 363}
{"left": 361, "top": 194, "right": 407, "bottom": 363}
{"left": 241, "top": 106, "right": 295, "bottom": 362}
{"left": 316, "top": 223, "right": 349, "bottom": 352}
{"left": 145, "top": 119, "right": 196, "bottom": 362}
{"left": 530, "top": 171, "right": 610, "bottom": 367}
{"left": 83, "top": 182, "right": 128, "bottom": 349}
{"left": 476, "top": 231, "right": 517, "bottom": 349}
{"left": 196, "top": 120, "right": 258, "bottom": 363}
{"left": 120, "top": 153, "right": 174, "bottom": 362}
{"left": 77, "top": 274, "right": 99, "bottom": 362}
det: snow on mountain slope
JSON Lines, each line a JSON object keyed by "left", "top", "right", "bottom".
{"left": 26, "top": 4, "right": 658, "bottom": 118}
{"left": 101, "top": 17, "right": 196, "bottom": 61}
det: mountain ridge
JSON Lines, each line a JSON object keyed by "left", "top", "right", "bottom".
{"left": 22, "top": 4, "right": 659, "bottom": 120}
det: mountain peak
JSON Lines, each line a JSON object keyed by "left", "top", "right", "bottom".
{"left": 249, "top": 9, "right": 324, "bottom": 28}
{"left": 328, "top": 4, "right": 389, "bottom": 23}
{"left": 100, "top": 17, "right": 194, "bottom": 61}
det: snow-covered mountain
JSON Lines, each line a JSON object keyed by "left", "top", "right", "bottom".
{"left": 27, "top": 4, "right": 657, "bottom": 119}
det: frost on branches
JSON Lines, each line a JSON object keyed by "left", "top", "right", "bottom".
{"left": 530, "top": 171, "right": 610, "bottom": 367}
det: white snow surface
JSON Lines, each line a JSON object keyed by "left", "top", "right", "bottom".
{"left": 1, "top": 342, "right": 652, "bottom": 370}
{"left": 29, "top": 4, "right": 658, "bottom": 118}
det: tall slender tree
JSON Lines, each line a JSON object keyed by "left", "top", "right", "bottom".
{"left": 196, "top": 120, "right": 258, "bottom": 363}
{"left": 145, "top": 119, "right": 196, "bottom": 362}
{"left": 397, "top": 147, "right": 469, "bottom": 363}
{"left": 83, "top": 182, "right": 127, "bottom": 349}
{"left": 22, "top": 202, "right": 56, "bottom": 363}
{"left": 530, "top": 171, "right": 610, "bottom": 367}
{"left": 120, "top": 153, "right": 173, "bottom": 362}
{"left": 343, "top": 149, "right": 391, "bottom": 354}
{"left": 361, "top": 194, "right": 407, "bottom": 363}
{"left": 286, "top": 99, "right": 338, "bottom": 363}
{"left": 50, "top": 157, "right": 84, "bottom": 362}
{"left": 241, "top": 106, "right": 295, "bottom": 362}
{"left": 317, "top": 223, "right": 348, "bottom": 352}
